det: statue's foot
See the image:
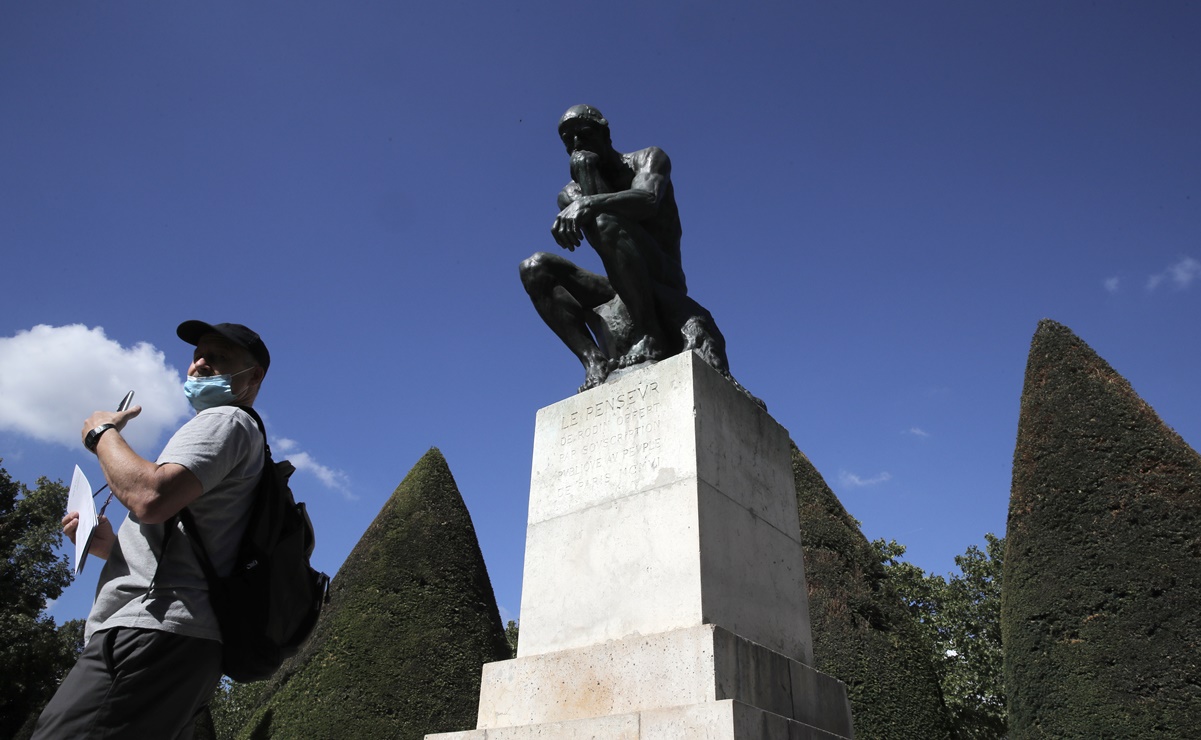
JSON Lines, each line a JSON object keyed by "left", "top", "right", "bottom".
{"left": 617, "top": 335, "right": 665, "bottom": 369}
{"left": 578, "top": 355, "right": 614, "bottom": 393}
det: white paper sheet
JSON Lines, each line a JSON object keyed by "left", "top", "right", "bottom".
{"left": 67, "top": 465, "right": 98, "bottom": 575}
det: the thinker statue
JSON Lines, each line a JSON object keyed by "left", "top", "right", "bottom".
{"left": 521, "top": 105, "right": 758, "bottom": 404}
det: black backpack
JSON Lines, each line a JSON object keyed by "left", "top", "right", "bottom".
{"left": 167, "top": 406, "right": 330, "bottom": 682}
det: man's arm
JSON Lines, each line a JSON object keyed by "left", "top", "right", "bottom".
{"left": 553, "top": 148, "right": 670, "bottom": 250}
{"left": 82, "top": 408, "right": 204, "bottom": 524}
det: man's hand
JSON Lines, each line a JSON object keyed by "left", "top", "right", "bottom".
{"left": 552, "top": 198, "right": 593, "bottom": 251}
{"left": 63, "top": 511, "right": 116, "bottom": 560}
{"left": 80, "top": 405, "right": 142, "bottom": 447}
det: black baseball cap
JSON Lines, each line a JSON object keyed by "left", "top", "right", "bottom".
{"left": 177, "top": 320, "right": 270, "bottom": 373}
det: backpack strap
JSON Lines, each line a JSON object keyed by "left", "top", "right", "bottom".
{"left": 235, "top": 405, "right": 269, "bottom": 455}
{"left": 178, "top": 508, "right": 220, "bottom": 585}
{"left": 167, "top": 405, "right": 270, "bottom": 593}
{"left": 144, "top": 516, "right": 180, "bottom": 601}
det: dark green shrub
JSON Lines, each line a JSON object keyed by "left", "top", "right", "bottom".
{"left": 1005, "top": 320, "right": 1201, "bottom": 737}
{"left": 240, "top": 448, "right": 511, "bottom": 739}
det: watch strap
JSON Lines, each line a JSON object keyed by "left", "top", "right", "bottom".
{"left": 85, "top": 423, "right": 118, "bottom": 453}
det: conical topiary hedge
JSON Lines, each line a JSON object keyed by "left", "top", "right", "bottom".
{"left": 239, "top": 447, "right": 512, "bottom": 739}
{"left": 792, "top": 442, "right": 954, "bottom": 739}
{"left": 1005, "top": 320, "right": 1201, "bottom": 737}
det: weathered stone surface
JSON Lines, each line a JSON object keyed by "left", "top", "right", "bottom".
{"left": 520, "top": 352, "right": 811, "bottom": 663}
{"left": 474, "top": 625, "right": 846, "bottom": 730}
{"left": 1004, "top": 319, "right": 1201, "bottom": 737}
{"left": 431, "top": 699, "right": 848, "bottom": 740}
{"left": 642, "top": 700, "right": 849, "bottom": 740}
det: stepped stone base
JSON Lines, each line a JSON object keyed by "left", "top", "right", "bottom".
{"left": 429, "top": 699, "right": 848, "bottom": 739}
{"left": 429, "top": 354, "right": 853, "bottom": 739}
{"left": 468, "top": 625, "right": 849, "bottom": 733}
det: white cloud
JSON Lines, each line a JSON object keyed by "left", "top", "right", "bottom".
{"left": 280, "top": 447, "right": 356, "bottom": 501}
{"left": 1169, "top": 257, "right": 1201, "bottom": 288}
{"left": 0, "top": 325, "right": 190, "bottom": 452}
{"left": 904, "top": 427, "right": 930, "bottom": 438}
{"left": 1146, "top": 257, "right": 1201, "bottom": 292}
{"left": 838, "top": 470, "right": 892, "bottom": 488}
{"left": 1104, "top": 276, "right": 1120, "bottom": 293}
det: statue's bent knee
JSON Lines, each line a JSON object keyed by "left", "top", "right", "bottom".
{"left": 520, "top": 252, "right": 554, "bottom": 294}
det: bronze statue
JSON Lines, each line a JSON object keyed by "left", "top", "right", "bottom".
{"left": 521, "top": 105, "right": 758, "bottom": 404}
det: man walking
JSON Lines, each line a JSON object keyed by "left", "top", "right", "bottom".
{"left": 34, "top": 320, "right": 270, "bottom": 739}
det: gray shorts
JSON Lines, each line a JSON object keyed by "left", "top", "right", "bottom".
{"left": 32, "top": 627, "right": 223, "bottom": 740}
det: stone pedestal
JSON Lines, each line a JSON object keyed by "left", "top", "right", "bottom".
{"left": 430, "top": 352, "right": 853, "bottom": 739}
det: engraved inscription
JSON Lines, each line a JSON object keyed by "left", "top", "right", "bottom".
{"left": 555, "top": 381, "right": 663, "bottom": 495}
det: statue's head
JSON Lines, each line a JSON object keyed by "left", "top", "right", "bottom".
{"left": 559, "top": 104, "right": 612, "bottom": 154}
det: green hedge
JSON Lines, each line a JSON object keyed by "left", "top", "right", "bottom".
{"left": 793, "top": 443, "right": 954, "bottom": 739}
{"left": 1005, "top": 320, "right": 1201, "bottom": 737}
{"left": 240, "top": 448, "right": 511, "bottom": 739}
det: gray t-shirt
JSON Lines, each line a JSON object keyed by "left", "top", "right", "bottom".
{"left": 85, "top": 406, "right": 263, "bottom": 644}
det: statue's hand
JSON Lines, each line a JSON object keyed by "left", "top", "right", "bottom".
{"left": 552, "top": 199, "right": 590, "bottom": 251}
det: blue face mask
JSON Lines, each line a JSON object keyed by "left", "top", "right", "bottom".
{"left": 183, "top": 368, "right": 253, "bottom": 412}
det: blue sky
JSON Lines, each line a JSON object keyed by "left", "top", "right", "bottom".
{"left": 2, "top": 2, "right": 1198, "bottom": 627}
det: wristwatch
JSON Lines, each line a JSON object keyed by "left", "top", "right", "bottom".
{"left": 84, "top": 423, "right": 118, "bottom": 453}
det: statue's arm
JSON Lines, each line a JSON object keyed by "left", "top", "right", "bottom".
{"left": 573, "top": 147, "right": 670, "bottom": 221}
{"left": 558, "top": 183, "right": 583, "bottom": 210}
{"left": 552, "top": 148, "right": 670, "bottom": 251}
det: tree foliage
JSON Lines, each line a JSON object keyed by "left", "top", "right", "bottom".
{"left": 875, "top": 534, "right": 1006, "bottom": 739}
{"left": 0, "top": 463, "right": 84, "bottom": 738}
